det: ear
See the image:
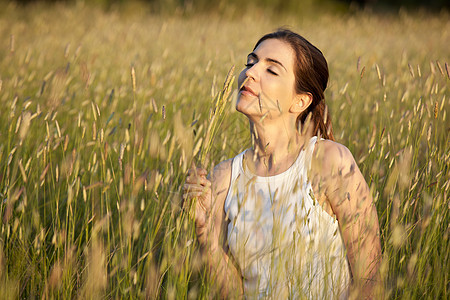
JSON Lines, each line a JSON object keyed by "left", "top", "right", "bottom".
{"left": 289, "top": 93, "right": 312, "bottom": 113}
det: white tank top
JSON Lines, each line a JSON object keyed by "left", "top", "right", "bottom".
{"left": 224, "top": 136, "right": 351, "bottom": 299}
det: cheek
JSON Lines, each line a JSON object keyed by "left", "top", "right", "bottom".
{"left": 262, "top": 77, "right": 295, "bottom": 108}
{"left": 264, "top": 79, "right": 291, "bottom": 99}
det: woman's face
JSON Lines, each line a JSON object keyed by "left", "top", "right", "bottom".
{"left": 236, "top": 38, "right": 298, "bottom": 120}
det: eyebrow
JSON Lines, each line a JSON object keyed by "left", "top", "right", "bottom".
{"left": 248, "top": 52, "right": 287, "bottom": 72}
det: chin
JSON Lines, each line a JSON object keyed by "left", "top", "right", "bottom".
{"left": 235, "top": 95, "right": 243, "bottom": 111}
{"left": 236, "top": 98, "right": 263, "bottom": 118}
{"left": 236, "top": 96, "right": 251, "bottom": 114}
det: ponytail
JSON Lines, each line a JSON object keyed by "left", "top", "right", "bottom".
{"left": 297, "top": 101, "right": 334, "bottom": 141}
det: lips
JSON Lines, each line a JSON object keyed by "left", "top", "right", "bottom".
{"left": 240, "top": 85, "right": 258, "bottom": 98}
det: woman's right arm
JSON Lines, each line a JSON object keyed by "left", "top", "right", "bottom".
{"left": 183, "top": 160, "right": 243, "bottom": 298}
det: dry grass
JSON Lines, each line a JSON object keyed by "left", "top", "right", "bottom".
{"left": 0, "top": 1, "right": 448, "bottom": 298}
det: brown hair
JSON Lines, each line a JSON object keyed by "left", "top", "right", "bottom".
{"left": 253, "top": 29, "right": 334, "bottom": 141}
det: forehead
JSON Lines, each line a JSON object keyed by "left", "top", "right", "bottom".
{"left": 252, "top": 38, "right": 295, "bottom": 70}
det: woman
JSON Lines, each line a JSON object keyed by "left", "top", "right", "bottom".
{"left": 183, "top": 29, "right": 381, "bottom": 299}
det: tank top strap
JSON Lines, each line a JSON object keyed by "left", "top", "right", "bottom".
{"left": 230, "top": 150, "right": 245, "bottom": 181}
{"left": 304, "top": 136, "right": 319, "bottom": 170}
{"left": 290, "top": 136, "right": 318, "bottom": 178}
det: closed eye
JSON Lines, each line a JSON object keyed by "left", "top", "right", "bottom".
{"left": 244, "top": 62, "right": 278, "bottom": 76}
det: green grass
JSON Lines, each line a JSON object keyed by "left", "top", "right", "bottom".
{"left": 0, "top": 1, "right": 448, "bottom": 299}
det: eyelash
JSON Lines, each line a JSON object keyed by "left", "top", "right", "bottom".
{"left": 244, "top": 63, "right": 278, "bottom": 76}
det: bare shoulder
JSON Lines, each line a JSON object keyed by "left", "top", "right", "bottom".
{"left": 210, "top": 159, "right": 232, "bottom": 186}
{"left": 209, "top": 158, "right": 233, "bottom": 205}
{"left": 312, "top": 139, "right": 358, "bottom": 177}
{"left": 313, "top": 139, "right": 374, "bottom": 217}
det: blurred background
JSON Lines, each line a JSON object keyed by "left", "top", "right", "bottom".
{"left": 3, "top": 0, "right": 450, "bottom": 13}
{"left": 0, "top": 0, "right": 448, "bottom": 299}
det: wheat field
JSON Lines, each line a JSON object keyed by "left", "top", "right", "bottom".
{"left": 0, "top": 1, "right": 448, "bottom": 299}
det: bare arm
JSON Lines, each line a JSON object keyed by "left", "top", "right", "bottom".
{"left": 183, "top": 160, "right": 243, "bottom": 297}
{"left": 310, "top": 140, "right": 382, "bottom": 298}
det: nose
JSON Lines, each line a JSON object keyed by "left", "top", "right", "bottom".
{"left": 238, "top": 63, "right": 259, "bottom": 89}
{"left": 245, "top": 64, "right": 257, "bottom": 81}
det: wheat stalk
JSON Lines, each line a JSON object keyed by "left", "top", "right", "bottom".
{"left": 198, "top": 65, "right": 235, "bottom": 166}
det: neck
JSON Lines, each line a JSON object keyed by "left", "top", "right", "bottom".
{"left": 246, "top": 119, "right": 311, "bottom": 176}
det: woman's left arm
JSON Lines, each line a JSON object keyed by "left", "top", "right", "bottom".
{"left": 311, "top": 140, "right": 382, "bottom": 298}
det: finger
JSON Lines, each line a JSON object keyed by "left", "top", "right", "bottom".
{"left": 183, "top": 183, "right": 210, "bottom": 194}
{"left": 183, "top": 188, "right": 211, "bottom": 201}
{"left": 185, "top": 175, "right": 211, "bottom": 186}
{"left": 199, "top": 176, "right": 208, "bottom": 185}
{"left": 187, "top": 161, "right": 198, "bottom": 176}
{"left": 183, "top": 191, "right": 206, "bottom": 200}
{"left": 196, "top": 168, "right": 208, "bottom": 177}
{"left": 183, "top": 183, "right": 207, "bottom": 193}
{"left": 187, "top": 169, "right": 206, "bottom": 180}
{"left": 186, "top": 167, "right": 199, "bottom": 177}
{"left": 183, "top": 185, "right": 211, "bottom": 198}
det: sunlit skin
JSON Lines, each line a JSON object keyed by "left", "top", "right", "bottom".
{"left": 183, "top": 38, "right": 382, "bottom": 298}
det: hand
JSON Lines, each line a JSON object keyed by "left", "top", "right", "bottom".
{"left": 183, "top": 163, "right": 213, "bottom": 247}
